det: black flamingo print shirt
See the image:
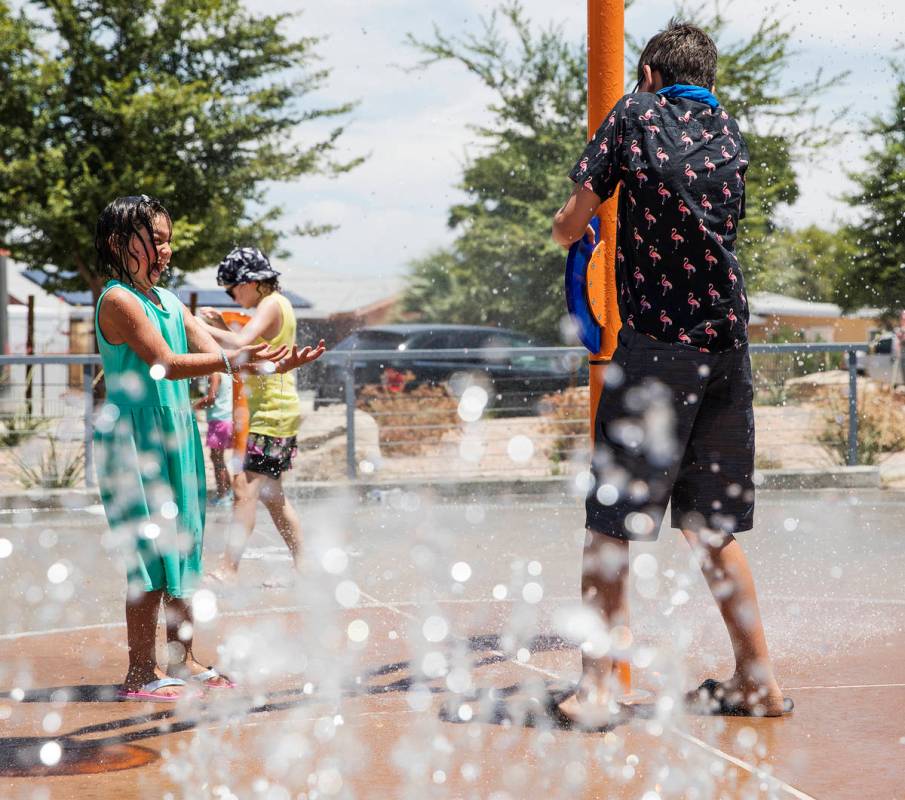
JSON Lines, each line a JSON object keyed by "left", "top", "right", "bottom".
{"left": 569, "top": 91, "right": 750, "bottom": 352}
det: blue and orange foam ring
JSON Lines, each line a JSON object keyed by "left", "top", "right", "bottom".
{"left": 564, "top": 216, "right": 602, "bottom": 354}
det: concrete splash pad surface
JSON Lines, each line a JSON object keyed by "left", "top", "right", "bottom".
{"left": 1, "top": 488, "right": 903, "bottom": 798}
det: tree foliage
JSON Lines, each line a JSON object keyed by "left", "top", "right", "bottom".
{"left": 836, "top": 76, "right": 905, "bottom": 316}
{"left": 0, "top": 0, "right": 359, "bottom": 296}
{"left": 401, "top": 1, "right": 840, "bottom": 337}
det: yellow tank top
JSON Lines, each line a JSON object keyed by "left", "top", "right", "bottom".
{"left": 246, "top": 293, "right": 301, "bottom": 437}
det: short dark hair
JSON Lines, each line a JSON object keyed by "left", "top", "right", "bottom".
{"left": 95, "top": 195, "right": 171, "bottom": 285}
{"left": 637, "top": 19, "right": 718, "bottom": 90}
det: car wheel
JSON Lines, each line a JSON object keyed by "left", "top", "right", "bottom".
{"left": 446, "top": 370, "right": 496, "bottom": 409}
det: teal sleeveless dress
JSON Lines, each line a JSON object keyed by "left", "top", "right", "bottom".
{"left": 94, "top": 280, "right": 206, "bottom": 597}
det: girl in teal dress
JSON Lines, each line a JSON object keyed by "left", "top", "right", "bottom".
{"left": 94, "top": 195, "right": 312, "bottom": 701}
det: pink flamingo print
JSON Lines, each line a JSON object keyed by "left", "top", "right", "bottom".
{"left": 704, "top": 249, "right": 718, "bottom": 269}
{"left": 644, "top": 208, "right": 657, "bottom": 229}
{"left": 639, "top": 295, "right": 652, "bottom": 312}
{"left": 630, "top": 139, "right": 642, "bottom": 160}
{"left": 670, "top": 227, "right": 685, "bottom": 250}
{"left": 583, "top": 180, "right": 594, "bottom": 192}
{"left": 721, "top": 144, "right": 732, "bottom": 160}
{"left": 657, "top": 95, "right": 667, "bottom": 107}
{"left": 722, "top": 182, "right": 732, "bottom": 202}
{"left": 616, "top": 246, "right": 624, "bottom": 264}
{"left": 725, "top": 216, "right": 735, "bottom": 233}
{"left": 660, "top": 274, "right": 673, "bottom": 295}
{"left": 626, "top": 314, "right": 635, "bottom": 328}
{"left": 605, "top": 112, "right": 616, "bottom": 128}
{"left": 578, "top": 157, "right": 588, "bottom": 173}
{"left": 599, "top": 139, "right": 608, "bottom": 155}
{"left": 687, "top": 292, "right": 701, "bottom": 313}
{"left": 680, "top": 110, "right": 693, "bottom": 124}
{"left": 728, "top": 269, "right": 738, "bottom": 286}
{"left": 701, "top": 129, "right": 714, "bottom": 143}
{"left": 656, "top": 147, "right": 669, "bottom": 164}
{"left": 714, "top": 232, "right": 724, "bottom": 245}
{"left": 636, "top": 168, "right": 649, "bottom": 186}
{"left": 633, "top": 227, "right": 644, "bottom": 248}
{"left": 735, "top": 169, "right": 743, "bottom": 187}
{"left": 707, "top": 283, "right": 721, "bottom": 301}
{"left": 639, "top": 109, "right": 654, "bottom": 122}
{"left": 740, "top": 291, "right": 748, "bottom": 307}
{"left": 698, "top": 218, "right": 708, "bottom": 239}
{"left": 647, "top": 123, "right": 661, "bottom": 137}
{"left": 704, "top": 156, "right": 716, "bottom": 174}
{"left": 701, "top": 194, "right": 713, "bottom": 212}
{"left": 627, "top": 190, "right": 636, "bottom": 208}
{"left": 682, "top": 257, "right": 697, "bottom": 277}
{"left": 633, "top": 266, "right": 645, "bottom": 286}
{"left": 733, "top": 338, "right": 741, "bottom": 350}
{"left": 684, "top": 164, "right": 697, "bottom": 184}
{"left": 678, "top": 328, "right": 692, "bottom": 344}
{"left": 657, "top": 182, "right": 672, "bottom": 204}
{"left": 649, "top": 245, "right": 662, "bottom": 265}
{"left": 678, "top": 199, "right": 691, "bottom": 219}
{"left": 680, "top": 131, "right": 694, "bottom": 150}
{"left": 721, "top": 109, "right": 729, "bottom": 120}
{"left": 624, "top": 97, "right": 637, "bottom": 109}
{"left": 704, "top": 322, "right": 717, "bottom": 341}
{"left": 727, "top": 308, "right": 738, "bottom": 328}
{"left": 660, "top": 310, "right": 673, "bottom": 331}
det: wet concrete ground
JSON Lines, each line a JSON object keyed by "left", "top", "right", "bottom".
{"left": 1, "top": 488, "right": 903, "bottom": 798}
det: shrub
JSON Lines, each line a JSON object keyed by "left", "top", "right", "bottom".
{"left": 0, "top": 414, "right": 48, "bottom": 447}
{"left": 13, "top": 435, "right": 85, "bottom": 488}
{"left": 356, "top": 382, "right": 460, "bottom": 457}
{"left": 539, "top": 385, "right": 589, "bottom": 464}
{"left": 818, "top": 385, "right": 905, "bottom": 465}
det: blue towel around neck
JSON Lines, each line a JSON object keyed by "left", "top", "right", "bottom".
{"left": 657, "top": 84, "right": 720, "bottom": 109}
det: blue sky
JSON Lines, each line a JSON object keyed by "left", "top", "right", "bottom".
{"left": 251, "top": 0, "right": 902, "bottom": 280}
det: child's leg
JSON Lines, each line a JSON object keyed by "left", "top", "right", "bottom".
{"left": 211, "top": 469, "right": 263, "bottom": 578}
{"left": 681, "top": 527, "right": 785, "bottom": 714}
{"left": 557, "top": 532, "right": 629, "bottom": 723}
{"left": 123, "top": 588, "right": 183, "bottom": 695}
{"left": 210, "top": 447, "right": 231, "bottom": 498}
{"left": 258, "top": 474, "right": 302, "bottom": 569}
{"left": 162, "top": 594, "right": 232, "bottom": 687}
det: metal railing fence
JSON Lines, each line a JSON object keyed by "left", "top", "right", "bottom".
{"left": 0, "top": 342, "right": 870, "bottom": 489}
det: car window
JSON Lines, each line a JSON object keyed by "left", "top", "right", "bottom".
{"left": 335, "top": 331, "right": 408, "bottom": 351}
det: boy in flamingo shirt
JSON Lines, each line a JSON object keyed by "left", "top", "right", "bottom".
{"left": 551, "top": 20, "right": 792, "bottom": 727}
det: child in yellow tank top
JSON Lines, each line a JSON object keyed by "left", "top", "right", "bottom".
{"left": 197, "top": 247, "right": 325, "bottom": 583}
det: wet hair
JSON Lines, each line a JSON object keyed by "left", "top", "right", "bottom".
{"left": 637, "top": 19, "right": 718, "bottom": 90}
{"left": 94, "top": 195, "right": 172, "bottom": 285}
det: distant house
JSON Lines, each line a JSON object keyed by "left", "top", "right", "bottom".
{"left": 747, "top": 292, "right": 882, "bottom": 343}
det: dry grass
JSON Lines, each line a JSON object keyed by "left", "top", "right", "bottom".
{"left": 818, "top": 385, "right": 905, "bottom": 465}
{"left": 356, "top": 382, "right": 460, "bottom": 457}
{"left": 538, "top": 385, "right": 589, "bottom": 464}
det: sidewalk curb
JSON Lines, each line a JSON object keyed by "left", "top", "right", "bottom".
{"left": 0, "top": 466, "right": 883, "bottom": 511}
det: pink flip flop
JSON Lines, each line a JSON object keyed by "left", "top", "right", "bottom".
{"left": 117, "top": 677, "right": 190, "bottom": 703}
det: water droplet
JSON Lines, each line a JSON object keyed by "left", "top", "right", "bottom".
{"left": 422, "top": 615, "right": 449, "bottom": 642}
{"left": 160, "top": 501, "right": 178, "bottom": 520}
{"left": 42, "top": 712, "right": 62, "bottom": 733}
{"left": 632, "top": 553, "right": 658, "bottom": 579}
{"left": 39, "top": 741, "right": 61, "bottom": 766}
{"left": 321, "top": 548, "right": 348, "bottom": 575}
{"left": 149, "top": 363, "right": 166, "bottom": 380}
{"left": 192, "top": 589, "right": 218, "bottom": 623}
{"left": 142, "top": 522, "right": 161, "bottom": 539}
{"left": 451, "top": 561, "right": 472, "bottom": 582}
{"left": 347, "top": 619, "right": 369, "bottom": 642}
{"left": 0, "top": 539, "right": 12, "bottom": 558}
{"left": 46, "top": 562, "right": 68, "bottom": 584}
{"left": 522, "top": 582, "right": 543, "bottom": 604}
{"left": 596, "top": 484, "right": 619, "bottom": 505}
{"left": 507, "top": 435, "right": 534, "bottom": 463}
{"left": 492, "top": 584, "right": 508, "bottom": 600}
{"left": 335, "top": 580, "right": 360, "bottom": 608}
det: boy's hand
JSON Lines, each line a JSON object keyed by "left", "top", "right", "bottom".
{"left": 273, "top": 340, "right": 327, "bottom": 374}
{"left": 583, "top": 224, "right": 597, "bottom": 245}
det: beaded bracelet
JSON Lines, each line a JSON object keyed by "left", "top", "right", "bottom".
{"left": 219, "top": 348, "right": 237, "bottom": 382}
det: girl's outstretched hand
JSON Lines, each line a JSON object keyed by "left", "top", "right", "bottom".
{"left": 273, "top": 340, "right": 327, "bottom": 374}
{"left": 226, "top": 342, "right": 288, "bottom": 369}
{"left": 198, "top": 307, "right": 228, "bottom": 330}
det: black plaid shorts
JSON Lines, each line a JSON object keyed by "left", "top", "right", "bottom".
{"left": 244, "top": 432, "right": 298, "bottom": 479}
{"left": 586, "top": 327, "right": 756, "bottom": 541}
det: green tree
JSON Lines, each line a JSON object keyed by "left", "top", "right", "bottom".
{"left": 402, "top": 1, "right": 838, "bottom": 337}
{"left": 0, "top": 0, "right": 359, "bottom": 298}
{"left": 836, "top": 76, "right": 905, "bottom": 316}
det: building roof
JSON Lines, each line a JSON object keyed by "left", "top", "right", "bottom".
{"left": 748, "top": 292, "right": 880, "bottom": 320}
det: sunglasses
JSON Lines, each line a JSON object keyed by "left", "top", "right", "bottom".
{"left": 225, "top": 285, "right": 237, "bottom": 299}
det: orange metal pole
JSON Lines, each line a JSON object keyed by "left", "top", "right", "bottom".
{"left": 586, "top": 0, "right": 631, "bottom": 694}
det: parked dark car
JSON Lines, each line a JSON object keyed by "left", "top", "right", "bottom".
{"left": 312, "top": 324, "right": 588, "bottom": 413}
